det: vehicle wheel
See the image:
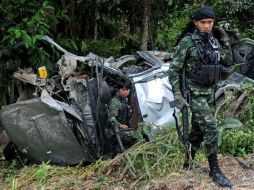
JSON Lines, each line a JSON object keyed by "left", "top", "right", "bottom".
{"left": 3, "top": 142, "right": 30, "bottom": 165}
{"left": 3, "top": 143, "right": 16, "bottom": 161}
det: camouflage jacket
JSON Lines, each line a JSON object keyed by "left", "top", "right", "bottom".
{"left": 168, "top": 29, "right": 233, "bottom": 96}
{"left": 108, "top": 93, "right": 129, "bottom": 128}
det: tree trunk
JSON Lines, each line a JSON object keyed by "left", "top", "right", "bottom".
{"left": 94, "top": 21, "right": 98, "bottom": 40}
{"left": 140, "top": 0, "right": 151, "bottom": 51}
{"left": 94, "top": 3, "right": 98, "bottom": 40}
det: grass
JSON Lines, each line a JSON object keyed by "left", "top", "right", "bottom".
{"left": 0, "top": 127, "right": 190, "bottom": 189}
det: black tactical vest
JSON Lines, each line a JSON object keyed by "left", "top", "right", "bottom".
{"left": 188, "top": 33, "right": 222, "bottom": 86}
{"left": 116, "top": 97, "right": 132, "bottom": 126}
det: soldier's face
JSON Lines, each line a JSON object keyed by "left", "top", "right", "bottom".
{"left": 193, "top": 18, "right": 214, "bottom": 33}
{"left": 119, "top": 87, "right": 130, "bottom": 97}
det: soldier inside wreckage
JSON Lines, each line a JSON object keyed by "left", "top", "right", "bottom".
{"left": 1, "top": 24, "right": 254, "bottom": 166}
{"left": 106, "top": 81, "right": 152, "bottom": 155}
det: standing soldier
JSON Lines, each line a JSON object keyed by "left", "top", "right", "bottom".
{"left": 168, "top": 6, "right": 234, "bottom": 188}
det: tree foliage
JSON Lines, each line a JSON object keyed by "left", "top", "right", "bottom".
{"left": 214, "top": 0, "right": 254, "bottom": 38}
{"left": 0, "top": 0, "right": 254, "bottom": 106}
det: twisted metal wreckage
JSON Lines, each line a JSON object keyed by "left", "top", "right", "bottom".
{"left": 0, "top": 34, "right": 254, "bottom": 165}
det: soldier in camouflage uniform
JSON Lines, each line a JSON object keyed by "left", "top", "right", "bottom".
{"left": 106, "top": 82, "right": 151, "bottom": 153}
{"left": 168, "top": 6, "right": 234, "bottom": 188}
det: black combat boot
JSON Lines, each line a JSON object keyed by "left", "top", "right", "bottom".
{"left": 208, "top": 154, "right": 234, "bottom": 188}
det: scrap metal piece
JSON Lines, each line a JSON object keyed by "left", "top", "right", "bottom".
{"left": 40, "top": 90, "right": 63, "bottom": 112}
{"left": 0, "top": 98, "right": 92, "bottom": 165}
{"left": 56, "top": 100, "right": 83, "bottom": 121}
{"left": 43, "top": 36, "right": 91, "bottom": 62}
{"left": 57, "top": 55, "right": 77, "bottom": 80}
{"left": 13, "top": 68, "right": 37, "bottom": 86}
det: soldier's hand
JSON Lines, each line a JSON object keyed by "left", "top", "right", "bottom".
{"left": 217, "top": 25, "right": 229, "bottom": 42}
{"left": 119, "top": 124, "right": 128, "bottom": 129}
{"left": 174, "top": 91, "right": 189, "bottom": 110}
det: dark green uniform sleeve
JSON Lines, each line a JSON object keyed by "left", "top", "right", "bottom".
{"left": 108, "top": 97, "right": 121, "bottom": 128}
{"left": 168, "top": 37, "right": 190, "bottom": 93}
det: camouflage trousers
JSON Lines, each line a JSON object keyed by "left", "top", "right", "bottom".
{"left": 105, "top": 122, "right": 151, "bottom": 150}
{"left": 189, "top": 95, "right": 218, "bottom": 157}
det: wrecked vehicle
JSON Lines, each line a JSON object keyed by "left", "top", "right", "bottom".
{"left": 0, "top": 36, "right": 176, "bottom": 165}
{"left": 1, "top": 34, "right": 254, "bottom": 165}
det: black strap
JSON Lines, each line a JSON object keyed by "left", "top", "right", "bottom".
{"left": 194, "top": 40, "right": 207, "bottom": 64}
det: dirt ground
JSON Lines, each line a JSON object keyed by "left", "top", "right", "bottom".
{"left": 148, "top": 154, "right": 254, "bottom": 190}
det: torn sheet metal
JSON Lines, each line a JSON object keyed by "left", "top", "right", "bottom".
{"left": 134, "top": 76, "right": 176, "bottom": 126}
{"left": 57, "top": 55, "right": 77, "bottom": 80}
{"left": 40, "top": 90, "right": 63, "bottom": 112}
{"left": 0, "top": 98, "right": 91, "bottom": 165}
{"left": 56, "top": 100, "right": 83, "bottom": 121}
{"left": 14, "top": 68, "right": 37, "bottom": 85}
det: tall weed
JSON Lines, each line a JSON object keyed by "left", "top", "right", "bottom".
{"left": 217, "top": 85, "right": 254, "bottom": 156}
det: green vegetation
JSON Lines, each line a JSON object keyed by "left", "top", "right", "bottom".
{"left": 217, "top": 85, "right": 254, "bottom": 157}
{"left": 1, "top": 0, "right": 254, "bottom": 106}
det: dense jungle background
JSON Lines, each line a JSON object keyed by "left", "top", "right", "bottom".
{"left": 1, "top": 0, "right": 254, "bottom": 106}
{"left": 1, "top": 0, "right": 254, "bottom": 189}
